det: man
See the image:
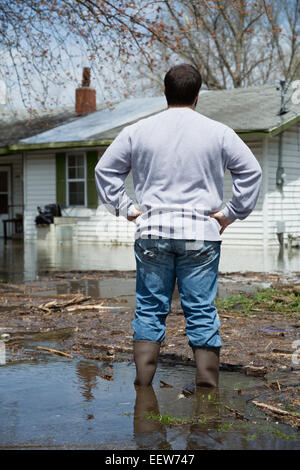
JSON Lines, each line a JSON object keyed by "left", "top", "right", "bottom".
{"left": 95, "top": 64, "right": 262, "bottom": 388}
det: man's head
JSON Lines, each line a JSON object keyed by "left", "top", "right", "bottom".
{"left": 164, "top": 64, "right": 202, "bottom": 108}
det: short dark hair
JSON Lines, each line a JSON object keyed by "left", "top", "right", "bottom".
{"left": 164, "top": 64, "right": 202, "bottom": 106}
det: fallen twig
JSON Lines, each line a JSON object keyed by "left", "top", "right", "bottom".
{"left": 66, "top": 304, "right": 128, "bottom": 312}
{"left": 272, "top": 348, "right": 293, "bottom": 356}
{"left": 37, "top": 346, "right": 73, "bottom": 358}
{"left": 225, "top": 405, "right": 249, "bottom": 421}
{"left": 253, "top": 401, "right": 290, "bottom": 416}
{"left": 38, "top": 294, "right": 90, "bottom": 313}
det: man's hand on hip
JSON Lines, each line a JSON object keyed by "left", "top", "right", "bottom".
{"left": 127, "top": 208, "right": 143, "bottom": 222}
{"left": 209, "top": 211, "right": 233, "bottom": 235}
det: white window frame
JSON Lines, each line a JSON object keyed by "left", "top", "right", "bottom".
{"left": 66, "top": 152, "right": 87, "bottom": 207}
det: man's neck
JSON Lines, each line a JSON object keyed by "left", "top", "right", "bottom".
{"left": 168, "top": 105, "right": 195, "bottom": 110}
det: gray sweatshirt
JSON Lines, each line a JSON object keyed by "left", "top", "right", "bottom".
{"left": 95, "top": 107, "right": 262, "bottom": 241}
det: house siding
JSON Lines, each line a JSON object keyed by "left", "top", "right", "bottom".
{"left": 64, "top": 172, "right": 136, "bottom": 243}
{"left": 266, "top": 122, "right": 300, "bottom": 245}
{"left": 23, "top": 153, "right": 56, "bottom": 240}
{"left": 220, "top": 140, "right": 264, "bottom": 246}
{"left": 22, "top": 125, "right": 300, "bottom": 246}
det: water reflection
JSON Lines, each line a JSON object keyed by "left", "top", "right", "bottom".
{"left": 76, "top": 360, "right": 101, "bottom": 402}
{"left": 134, "top": 385, "right": 171, "bottom": 450}
{"left": 1, "top": 240, "right": 300, "bottom": 283}
{"left": 1, "top": 357, "right": 299, "bottom": 449}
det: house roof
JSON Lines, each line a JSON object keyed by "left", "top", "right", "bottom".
{"left": 0, "top": 110, "right": 79, "bottom": 147}
{"left": 1, "top": 84, "right": 300, "bottom": 155}
{"left": 21, "top": 96, "right": 166, "bottom": 145}
{"left": 194, "top": 84, "right": 300, "bottom": 134}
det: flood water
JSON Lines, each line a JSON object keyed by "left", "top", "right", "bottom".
{"left": 1, "top": 240, "right": 300, "bottom": 283}
{"left": 1, "top": 343, "right": 299, "bottom": 450}
{"left": 1, "top": 240, "right": 300, "bottom": 450}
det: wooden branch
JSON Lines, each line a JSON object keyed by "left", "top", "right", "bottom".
{"left": 253, "top": 401, "right": 290, "bottom": 416}
{"left": 38, "top": 294, "right": 90, "bottom": 312}
{"left": 37, "top": 346, "right": 74, "bottom": 358}
{"left": 66, "top": 304, "right": 128, "bottom": 312}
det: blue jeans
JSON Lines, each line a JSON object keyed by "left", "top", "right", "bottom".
{"left": 132, "top": 238, "right": 222, "bottom": 348}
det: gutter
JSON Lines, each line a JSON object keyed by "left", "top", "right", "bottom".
{"left": 0, "top": 139, "right": 113, "bottom": 155}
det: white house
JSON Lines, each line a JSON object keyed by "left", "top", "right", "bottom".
{"left": 0, "top": 83, "right": 300, "bottom": 247}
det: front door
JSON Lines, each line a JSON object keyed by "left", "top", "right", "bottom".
{"left": 0, "top": 166, "right": 11, "bottom": 237}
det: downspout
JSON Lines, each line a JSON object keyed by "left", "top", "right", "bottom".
{"left": 276, "top": 132, "right": 286, "bottom": 247}
{"left": 22, "top": 152, "right": 26, "bottom": 241}
{"left": 275, "top": 80, "right": 288, "bottom": 247}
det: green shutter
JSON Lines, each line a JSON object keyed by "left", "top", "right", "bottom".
{"left": 86, "top": 150, "right": 99, "bottom": 208}
{"left": 56, "top": 153, "right": 66, "bottom": 207}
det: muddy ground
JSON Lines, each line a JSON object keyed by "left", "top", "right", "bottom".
{"left": 1, "top": 269, "right": 300, "bottom": 428}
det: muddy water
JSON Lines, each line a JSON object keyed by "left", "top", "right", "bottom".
{"left": 1, "top": 240, "right": 300, "bottom": 283}
{"left": 0, "top": 345, "right": 299, "bottom": 450}
{"left": 1, "top": 240, "right": 300, "bottom": 450}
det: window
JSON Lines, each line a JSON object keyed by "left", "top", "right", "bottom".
{"left": 56, "top": 151, "right": 99, "bottom": 209}
{"left": 66, "top": 153, "right": 86, "bottom": 206}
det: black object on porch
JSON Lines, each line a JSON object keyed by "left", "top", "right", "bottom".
{"left": 35, "top": 204, "right": 62, "bottom": 225}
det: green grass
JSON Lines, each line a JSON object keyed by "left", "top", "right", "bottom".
{"left": 270, "top": 428, "right": 298, "bottom": 440}
{"left": 147, "top": 412, "right": 210, "bottom": 426}
{"left": 216, "top": 423, "right": 234, "bottom": 432}
{"left": 215, "top": 287, "right": 300, "bottom": 316}
{"left": 147, "top": 412, "right": 189, "bottom": 425}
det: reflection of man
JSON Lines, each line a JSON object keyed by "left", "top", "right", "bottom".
{"left": 134, "top": 385, "right": 170, "bottom": 450}
{"left": 95, "top": 64, "right": 262, "bottom": 389}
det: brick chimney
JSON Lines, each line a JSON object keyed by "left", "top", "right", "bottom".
{"left": 75, "top": 67, "right": 96, "bottom": 115}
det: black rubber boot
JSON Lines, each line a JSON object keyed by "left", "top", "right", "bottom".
{"left": 193, "top": 346, "right": 220, "bottom": 388}
{"left": 133, "top": 340, "right": 161, "bottom": 386}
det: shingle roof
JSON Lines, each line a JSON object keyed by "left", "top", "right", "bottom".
{"left": 0, "top": 110, "right": 78, "bottom": 147}
{"left": 1, "top": 84, "right": 299, "bottom": 154}
{"left": 21, "top": 96, "right": 166, "bottom": 144}
{"left": 194, "top": 84, "right": 300, "bottom": 133}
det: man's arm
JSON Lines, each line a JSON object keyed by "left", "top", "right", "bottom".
{"left": 95, "top": 127, "right": 141, "bottom": 221}
{"left": 210, "top": 127, "right": 262, "bottom": 233}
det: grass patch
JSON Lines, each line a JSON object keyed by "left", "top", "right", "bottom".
{"left": 270, "top": 428, "right": 298, "bottom": 440}
{"left": 147, "top": 413, "right": 210, "bottom": 426}
{"left": 147, "top": 412, "right": 189, "bottom": 425}
{"left": 216, "top": 423, "right": 234, "bottom": 432}
{"left": 260, "top": 424, "right": 299, "bottom": 440}
{"left": 215, "top": 287, "right": 300, "bottom": 316}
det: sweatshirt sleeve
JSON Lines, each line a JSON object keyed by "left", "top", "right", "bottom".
{"left": 221, "top": 127, "right": 262, "bottom": 222}
{"left": 94, "top": 127, "right": 135, "bottom": 218}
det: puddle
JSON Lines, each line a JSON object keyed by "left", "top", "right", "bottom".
{"left": 0, "top": 347, "right": 299, "bottom": 450}
{"left": 7, "top": 276, "right": 272, "bottom": 308}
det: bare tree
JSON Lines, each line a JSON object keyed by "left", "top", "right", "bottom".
{"left": 1, "top": 0, "right": 299, "bottom": 115}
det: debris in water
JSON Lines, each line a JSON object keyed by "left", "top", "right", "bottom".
{"left": 160, "top": 380, "right": 173, "bottom": 388}
{"left": 225, "top": 405, "right": 249, "bottom": 421}
{"left": 37, "top": 346, "right": 74, "bottom": 359}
